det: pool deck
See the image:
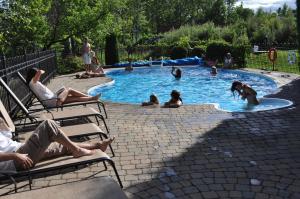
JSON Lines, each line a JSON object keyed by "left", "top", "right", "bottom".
{"left": 4, "top": 69, "right": 300, "bottom": 199}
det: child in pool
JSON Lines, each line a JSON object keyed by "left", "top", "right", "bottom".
{"left": 171, "top": 67, "right": 182, "bottom": 79}
{"left": 163, "top": 90, "right": 183, "bottom": 108}
{"left": 142, "top": 94, "right": 159, "bottom": 106}
{"left": 211, "top": 66, "right": 217, "bottom": 75}
{"left": 231, "top": 81, "right": 259, "bottom": 105}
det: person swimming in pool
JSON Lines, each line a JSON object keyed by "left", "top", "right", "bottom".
{"left": 171, "top": 67, "right": 181, "bottom": 79}
{"left": 211, "top": 66, "right": 218, "bottom": 75}
{"left": 231, "top": 81, "right": 259, "bottom": 105}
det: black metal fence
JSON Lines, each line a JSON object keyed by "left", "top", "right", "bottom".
{"left": 0, "top": 50, "right": 57, "bottom": 118}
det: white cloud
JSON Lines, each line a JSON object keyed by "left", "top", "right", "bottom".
{"left": 236, "top": 0, "right": 296, "bottom": 11}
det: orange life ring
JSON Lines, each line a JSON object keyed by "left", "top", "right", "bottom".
{"left": 268, "top": 48, "right": 277, "bottom": 62}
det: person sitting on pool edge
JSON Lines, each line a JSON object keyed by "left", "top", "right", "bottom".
{"left": 26, "top": 68, "right": 100, "bottom": 107}
{"left": 141, "top": 94, "right": 159, "bottom": 106}
{"left": 231, "top": 80, "right": 259, "bottom": 105}
{"left": 171, "top": 67, "right": 181, "bottom": 79}
{"left": 163, "top": 90, "right": 183, "bottom": 108}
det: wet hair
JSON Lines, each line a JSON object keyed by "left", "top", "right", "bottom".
{"left": 176, "top": 69, "right": 182, "bottom": 78}
{"left": 231, "top": 81, "right": 243, "bottom": 96}
{"left": 150, "top": 94, "right": 159, "bottom": 104}
{"left": 171, "top": 90, "right": 183, "bottom": 103}
{"left": 26, "top": 68, "right": 38, "bottom": 85}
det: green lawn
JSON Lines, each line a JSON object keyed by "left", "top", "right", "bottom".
{"left": 246, "top": 50, "right": 300, "bottom": 74}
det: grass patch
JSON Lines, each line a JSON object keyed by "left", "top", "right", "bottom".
{"left": 246, "top": 50, "right": 300, "bottom": 74}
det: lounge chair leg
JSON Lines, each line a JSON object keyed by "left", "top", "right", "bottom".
{"left": 106, "top": 160, "right": 123, "bottom": 188}
{"left": 9, "top": 176, "right": 17, "bottom": 193}
{"left": 28, "top": 174, "right": 32, "bottom": 190}
{"left": 98, "top": 115, "right": 110, "bottom": 134}
{"left": 108, "top": 144, "right": 115, "bottom": 157}
{"left": 103, "top": 161, "right": 107, "bottom": 170}
{"left": 98, "top": 103, "right": 107, "bottom": 119}
{"left": 94, "top": 116, "right": 100, "bottom": 126}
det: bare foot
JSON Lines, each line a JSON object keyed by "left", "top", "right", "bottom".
{"left": 96, "top": 137, "right": 115, "bottom": 152}
{"left": 73, "top": 147, "right": 95, "bottom": 158}
{"left": 92, "top": 93, "right": 101, "bottom": 101}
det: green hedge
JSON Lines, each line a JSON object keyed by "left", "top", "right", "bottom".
{"left": 205, "top": 41, "right": 250, "bottom": 67}
{"left": 57, "top": 56, "right": 83, "bottom": 74}
{"left": 189, "top": 47, "right": 205, "bottom": 57}
{"left": 205, "top": 41, "right": 231, "bottom": 61}
{"left": 170, "top": 46, "right": 188, "bottom": 59}
{"left": 105, "top": 33, "right": 119, "bottom": 65}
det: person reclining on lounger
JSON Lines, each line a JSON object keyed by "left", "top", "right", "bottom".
{"left": 26, "top": 68, "right": 100, "bottom": 107}
{"left": 0, "top": 118, "right": 114, "bottom": 171}
{"left": 75, "top": 71, "right": 105, "bottom": 79}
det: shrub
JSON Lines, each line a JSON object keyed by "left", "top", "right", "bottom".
{"left": 57, "top": 56, "right": 83, "bottom": 74}
{"left": 176, "top": 36, "right": 191, "bottom": 48}
{"left": 231, "top": 44, "right": 250, "bottom": 67}
{"left": 206, "top": 41, "right": 230, "bottom": 61}
{"left": 170, "top": 46, "right": 188, "bottom": 59}
{"left": 105, "top": 33, "right": 119, "bottom": 65}
{"left": 189, "top": 47, "right": 205, "bottom": 57}
{"left": 148, "top": 44, "right": 172, "bottom": 59}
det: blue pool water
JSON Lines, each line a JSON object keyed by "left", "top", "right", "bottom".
{"left": 89, "top": 66, "right": 293, "bottom": 112}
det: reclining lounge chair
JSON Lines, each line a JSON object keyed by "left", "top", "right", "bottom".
{"left": 1, "top": 177, "right": 127, "bottom": 199}
{"left": 0, "top": 77, "right": 110, "bottom": 135}
{"left": 0, "top": 104, "right": 122, "bottom": 195}
{"left": 0, "top": 100, "right": 115, "bottom": 157}
{"left": 17, "top": 71, "right": 108, "bottom": 118}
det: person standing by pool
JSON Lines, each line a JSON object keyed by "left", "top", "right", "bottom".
{"left": 231, "top": 81, "right": 259, "bottom": 105}
{"left": 171, "top": 67, "right": 182, "bottom": 79}
{"left": 163, "top": 90, "right": 183, "bottom": 108}
{"left": 82, "top": 38, "right": 92, "bottom": 73}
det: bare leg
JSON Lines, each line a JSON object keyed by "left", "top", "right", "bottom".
{"left": 68, "top": 88, "right": 90, "bottom": 97}
{"left": 16, "top": 120, "right": 95, "bottom": 165}
{"left": 94, "top": 67, "right": 104, "bottom": 74}
{"left": 75, "top": 137, "right": 115, "bottom": 152}
{"left": 63, "top": 94, "right": 100, "bottom": 104}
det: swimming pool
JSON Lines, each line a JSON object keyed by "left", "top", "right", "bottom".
{"left": 88, "top": 66, "right": 293, "bottom": 112}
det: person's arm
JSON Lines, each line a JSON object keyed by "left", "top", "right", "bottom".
{"left": 0, "top": 152, "right": 33, "bottom": 170}
{"left": 32, "top": 70, "right": 44, "bottom": 84}
{"left": 171, "top": 67, "right": 176, "bottom": 76}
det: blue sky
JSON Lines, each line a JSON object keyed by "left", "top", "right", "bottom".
{"left": 236, "top": 0, "right": 296, "bottom": 11}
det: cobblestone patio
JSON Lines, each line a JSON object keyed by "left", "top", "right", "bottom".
{"left": 2, "top": 70, "right": 300, "bottom": 199}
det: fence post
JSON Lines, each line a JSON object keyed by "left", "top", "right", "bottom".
{"left": 1, "top": 53, "right": 11, "bottom": 112}
{"left": 54, "top": 50, "right": 58, "bottom": 73}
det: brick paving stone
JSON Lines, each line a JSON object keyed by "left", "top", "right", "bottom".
{"left": 182, "top": 186, "right": 199, "bottom": 194}
{"left": 242, "top": 191, "right": 255, "bottom": 198}
{"left": 255, "top": 193, "right": 270, "bottom": 199}
{"left": 201, "top": 191, "right": 219, "bottom": 199}
{"left": 229, "top": 191, "right": 243, "bottom": 198}
{"left": 190, "top": 193, "right": 204, "bottom": 199}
